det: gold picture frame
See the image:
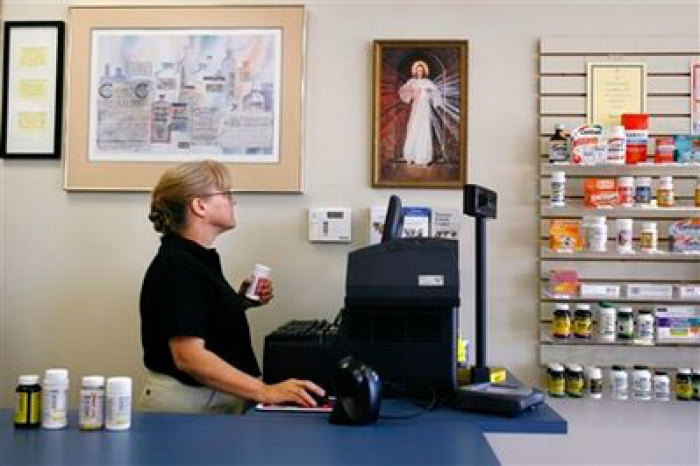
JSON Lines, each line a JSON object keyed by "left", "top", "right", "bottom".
{"left": 372, "top": 40, "right": 468, "bottom": 188}
{"left": 65, "top": 6, "right": 305, "bottom": 192}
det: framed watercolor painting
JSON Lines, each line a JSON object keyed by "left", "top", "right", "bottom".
{"left": 65, "top": 6, "right": 305, "bottom": 192}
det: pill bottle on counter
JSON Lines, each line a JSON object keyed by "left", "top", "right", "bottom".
{"left": 42, "top": 369, "right": 69, "bottom": 430}
{"left": 80, "top": 376, "right": 105, "bottom": 431}
{"left": 14, "top": 375, "right": 41, "bottom": 429}
{"left": 106, "top": 377, "right": 132, "bottom": 431}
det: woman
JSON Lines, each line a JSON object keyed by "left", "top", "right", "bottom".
{"left": 138, "top": 160, "right": 323, "bottom": 414}
{"left": 399, "top": 61, "right": 443, "bottom": 166}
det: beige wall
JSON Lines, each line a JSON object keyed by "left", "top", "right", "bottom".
{"left": 1, "top": 0, "right": 698, "bottom": 407}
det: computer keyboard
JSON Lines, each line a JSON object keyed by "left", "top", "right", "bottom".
{"left": 266, "top": 319, "right": 338, "bottom": 342}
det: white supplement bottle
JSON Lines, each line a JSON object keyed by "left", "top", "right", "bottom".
{"left": 617, "top": 177, "right": 635, "bottom": 207}
{"left": 80, "top": 376, "right": 105, "bottom": 430}
{"left": 611, "top": 365, "right": 628, "bottom": 400}
{"left": 635, "top": 310, "right": 654, "bottom": 344}
{"left": 597, "top": 302, "right": 617, "bottom": 342}
{"left": 106, "top": 377, "right": 132, "bottom": 431}
{"left": 585, "top": 216, "right": 607, "bottom": 252}
{"left": 653, "top": 370, "right": 671, "bottom": 401}
{"left": 616, "top": 218, "right": 634, "bottom": 253}
{"left": 42, "top": 368, "right": 69, "bottom": 429}
{"left": 657, "top": 176, "right": 675, "bottom": 207}
{"left": 632, "top": 365, "right": 652, "bottom": 401}
{"left": 606, "top": 126, "right": 626, "bottom": 164}
{"left": 245, "top": 264, "right": 271, "bottom": 302}
{"left": 640, "top": 222, "right": 658, "bottom": 253}
{"left": 550, "top": 171, "right": 566, "bottom": 207}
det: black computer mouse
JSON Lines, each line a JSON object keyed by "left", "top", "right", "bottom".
{"left": 329, "top": 356, "right": 381, "bottom": 425}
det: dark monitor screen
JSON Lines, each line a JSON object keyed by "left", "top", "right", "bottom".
{"left": 381, "top": 195, "right": 404, "bottom": 243}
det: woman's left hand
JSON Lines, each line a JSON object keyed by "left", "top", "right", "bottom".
{"left": 256, "top": 279, "right": 274, "bottom": 304}
{"left": 239, "top": 279, "right": 274, "bottom": 306}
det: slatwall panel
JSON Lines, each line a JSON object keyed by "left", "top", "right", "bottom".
{"left": 537, "top": 36, "right": 700, "bottom": 371}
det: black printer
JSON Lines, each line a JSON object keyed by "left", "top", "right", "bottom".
{"left": 264, "top": 196, "right": 459, "bottom": 397}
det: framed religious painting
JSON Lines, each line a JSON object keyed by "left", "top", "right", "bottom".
{"left": 1, "top": 21, "right": 65, "bottom": 159}
{"left": 372, "top": 40, "right": 468, "bottom": 188}
{"left": 65, "top": 6, "right": 305, "bottom": 192}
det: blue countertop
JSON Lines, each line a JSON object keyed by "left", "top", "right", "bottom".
{"left": 2, "top": 402, "right": 566, "bottom": 465}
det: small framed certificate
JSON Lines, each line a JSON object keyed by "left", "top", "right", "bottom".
{"left": 1, "top": 22, "right": 65, "bottom": 159}
{"left": 586, "top": 62, "right": 646, "bottom": 127}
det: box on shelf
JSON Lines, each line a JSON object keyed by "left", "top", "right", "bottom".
{"left": 579, "top": 283, "right": 621, "bottom": 298}
{"left": 669, "top": 219, "right": 700, "bottom": 253}
{"left": 548, "top": 269, "right": 579, "bottom": 296}
{"left": 627, "top": 283, "right": 674, "bottom": 299}
{"left": 549, "top": 220, "right": 583, "bottom": 253}
{"left": 584, "top": 178, "right": 618, "bottom": 207}
{"left": 676, "top": 284, "right": 700, "bottom": 299}
{"left": 655, "top": 306, "right": 700, "bottom": 343}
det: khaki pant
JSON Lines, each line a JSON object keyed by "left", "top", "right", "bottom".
{"left": 137, "top": 370, "right": 248, "bottom": 415}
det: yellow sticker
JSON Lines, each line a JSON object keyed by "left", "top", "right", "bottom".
{"left": 18, "top": 79, "right": 48, "bottom": 99}
{"left": 17, "top": 112, "right": 47, "bottom": 132}
{"left": 14, "top": 393, "right": 28, "bottom": 424}
{"left": 19, "top": 46, "right": 49, "bottom": 68}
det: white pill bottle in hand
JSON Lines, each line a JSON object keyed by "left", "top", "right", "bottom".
{"left": 245, "top": 264, "right": 271, "bottom": 302}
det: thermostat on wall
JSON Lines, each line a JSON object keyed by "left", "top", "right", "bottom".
{"left": 308, "top": 208, "right": 351, "bottom": 242}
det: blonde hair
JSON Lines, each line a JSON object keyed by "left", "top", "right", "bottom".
{"left": 149, "top": 160, "right": 232, "bottom": 234}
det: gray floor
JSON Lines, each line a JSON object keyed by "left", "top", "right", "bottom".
{"left": 487, "top": 398, "right": 700, "bottom": 465}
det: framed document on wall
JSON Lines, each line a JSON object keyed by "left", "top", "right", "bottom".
{"left": 586, "top": 62, "right": 647, "bottom": 128}
{"left": 1, "top": 21, "right": 65, "bottom": 159}
{"left": 65, "top": 6, "right": 305, "bottom": 192}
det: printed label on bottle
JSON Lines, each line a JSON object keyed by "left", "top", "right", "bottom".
{"left": 548, "top": 377, "right": 565, "bottom": 396}
{"left": 548, "top": 142, "right": 568, "bottom": 162}
{"left": 552, "top": 317, "right": 571, "bottom": 337}
{"left": 573, "top": 319, "right": 591, "bottom": 337}
{"left": 15, "top": 393, "right": 28, "bottom": 424}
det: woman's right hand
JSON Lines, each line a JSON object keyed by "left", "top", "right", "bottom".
{"left": 261, "top": 379, "right": 325, "bottom": 407}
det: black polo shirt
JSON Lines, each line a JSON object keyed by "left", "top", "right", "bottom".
{"left": 140, "top": 233, "right": 261, "bottom": 387}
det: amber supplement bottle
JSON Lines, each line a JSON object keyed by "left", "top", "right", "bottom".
{"left": 14, "top": 375, "right": 41, "bottom": 429}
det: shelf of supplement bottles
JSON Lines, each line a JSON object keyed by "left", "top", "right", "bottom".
{"left": 540, "top": 247, "right": 700, "bottom": 262}
{"left": 541, "top": 162, "right": 700, "bottom": 177}
{"left": 540, "top": 200, "right": 700, "bottom": 218}
{"left": 539, "top": 325, "right": 699, "bottom": 347}
{"left": 540, "top": 287, "right": 700, "bottom": 304}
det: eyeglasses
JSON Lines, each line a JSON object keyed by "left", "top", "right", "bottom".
{"left": 198, "top": 190, "right": 237, "bottom": 204}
